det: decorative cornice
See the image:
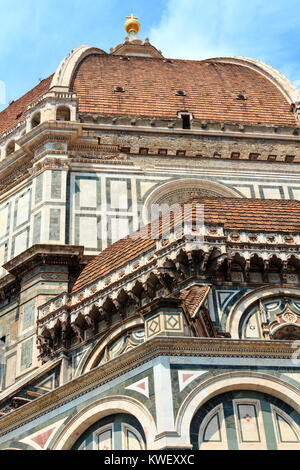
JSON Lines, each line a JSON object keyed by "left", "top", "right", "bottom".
{"left": 76, "top": 120, "right": 300, "bottom": 142}
{"left": 0, "top": 336, "right": 297, "bottom": 436}
{"left": 68, "top": 143, "right": 119, "bottom": 153}
{"left": 0, "top": 117, "right": 300, "bottom": 199}
{"left": 3, "top": 244, "right": 84, "bottom": 279}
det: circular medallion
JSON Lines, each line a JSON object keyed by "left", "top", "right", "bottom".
{"left": 282, "top": 312, "right": 297, "bottom": 323}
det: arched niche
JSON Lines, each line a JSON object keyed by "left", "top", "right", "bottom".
{"left": 56, "top": 105, "right": 71, "bottom": 122}
{"left": 236, "top": 293, "right": 300, "bottom": 340}
{"left": 51, "top": 396, "right": 157, "bottom": 450}
{"left": 72, "top": 413, "right": 146, "bottom": 450}
{"left": 177, "top": 371, "right": 300, "bottom": 448}
{"left": 79, "top": 318, "right": 144, "bottom": 375}
{"left": 31, "top": 112, "right": 41, "bottom": 129}
{"left": 271, "top": 323, "right": 300, "bottom": 340}
{"left": 225, "top": 286, "right": 300, "bottom": 339}
{"left": 190, "top": 389, "right": 300, "bottom": 450}
{"left": 142, "top": 178, "right": 240, "bottom": 224}
{"left": 6, "top": 140, "right": 15, "bottom": 157}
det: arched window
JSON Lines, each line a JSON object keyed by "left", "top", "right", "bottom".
{"left": 56, "top": 106, "right": 71, "bottom": 122}
{"left": 72, "top": 413, "right": 146, "bottom": 450}
{"left": 31, "top": 112, "right": 41, "bottom": 128}
{"left": 191, "top": 390, "right": 300, "bottom": 450}
{"left": 6, "top": 140, "right": 15, "bottom": 157}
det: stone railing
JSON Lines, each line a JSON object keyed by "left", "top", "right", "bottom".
{"left": 27, "top": 91, "right": 77, "bottom": 111}
{"left": 38, "top": 292, "right": 70, "bottom": 320}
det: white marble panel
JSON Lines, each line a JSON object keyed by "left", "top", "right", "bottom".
{"left": 14, "top": 231, "right": 27, "bottom": 257}
{"left": 290, "top": 189, "right": 300, "bottom": 201}
{"left": 111, "top": 217, "right": 129, "bottom": 243}
{"left": 232, "top": 186, "right": 253, "bottom": 198}
{"left": 110, "top": 180, "right": 128, "bottom": 209}
{"left": 98, "top": 428, "right": 112, "bottom": 450}
{"left": 79, "top": 179, "right": 97, "bottom": 208}
{"left": 5, "top": 355, "right": 16, "bottom": 388}
{"left": 0, "top": 205, "right": 8, "bottom": 237}
{"left": 16, "top": 192, "right": 30, "bottom": 226}
{"left": 262, "top": 187, "right": 282, "bottom": 199}
{"left": 140, "top": 181, "right": 157, "bottom": 199}
{"left": 79, "top": 217, "right": 98, "bottom": 249}
{"left": 276, "top": 414, "right": 298, "bottom": 442}
{"left": 0, "top": 244, "right": 5, "bottom": 268}
{"left": 204, "top": 414, "right": 221, "bottom": 442}
{"left": 237, "top": 404, "right": 260, "bottom": 442}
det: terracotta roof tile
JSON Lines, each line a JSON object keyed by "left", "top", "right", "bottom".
{"left": 0, "top": 54, "right": 296, "bottom": 136}
{"left": 72, "top": 197, "right": 300, "bottom": 292}
{"left": 180, "top": 285, "right": 210, "bottom": 317}
{"left": 0, "top": 75, "right": 53, "bottom": 136}
{"left": 71, "top": 55, "right": 296, "bottom": 126}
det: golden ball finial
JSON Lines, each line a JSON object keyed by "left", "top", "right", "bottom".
{"left": 125, "top": 13, "right": 140, "bottom": 35}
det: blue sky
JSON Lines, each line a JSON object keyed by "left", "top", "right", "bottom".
{"left": 0, "top": 0, "right": 300, "bottom": 110}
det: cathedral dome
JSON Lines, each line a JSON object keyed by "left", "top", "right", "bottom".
{"left": 0, "top": 46, "right": 299, "bottom": 138}
{"left": 70, "top": 53, "right": 298, "bottom": 126}
{"left": 1, "top": 16, "right": 300, "bottom": 450}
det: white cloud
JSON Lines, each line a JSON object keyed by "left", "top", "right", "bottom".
{"left": 149, "top": 0, "right": 300, "bottom": 84}
{"left": 294, "top": 80, "right": 300, "bottom": 90}
{"left": 150, "top": 0, "right": 232, "bottom": 60}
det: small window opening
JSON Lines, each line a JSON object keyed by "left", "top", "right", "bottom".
{"left": 56, "top": 106, "right": 71, "bottom": 122}
{"left": 268, "top": 154, "right": 277, "bottom": 161}
{"left": 175, "top": 90, "right": 186, "bottom": 96}
{"left": 31, "top": 112, "right": 41, "bottom": 129}
{"left": 114, "top": 86, "right": 125, "bottom": 93}
{"left": 176, "top": 150, "right": 186, "bottom": 156}
{"left": 249, "top": 153, "right": 259, "bottom": 160}
{"left": 290, "top": 103, "right": 296, "bottom": 113}
{"left": 214, "top": 153, "right": 221, "bottom": 159}
{"left": 181, "top": 114, "right": 190, "bottom": 129}
{"left": 158, "top": 149, "right": 168, "bottom": 155}
{"left": 140, "top": 148, "right": 149, "bottom": 155}
{"left": 236, "top": 93, "right": 247, "bottom": 101}
{"left": 120, "top": 146, "right": 130, "bottom": 153}
{"left": 286, "top": 155, "right": 295, "bottom": 163}
{"left": 231, "top": 152, "right": 240, "bottom": 160}
{"left": 6, "top": 141, "right": 15, "bottom": 157}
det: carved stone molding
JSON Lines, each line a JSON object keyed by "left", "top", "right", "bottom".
{"left": 29, "top": 157, "right": 70, "bottom": 177}
{"left": 0, "top": 336, "right": 297, "bottom": 436}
